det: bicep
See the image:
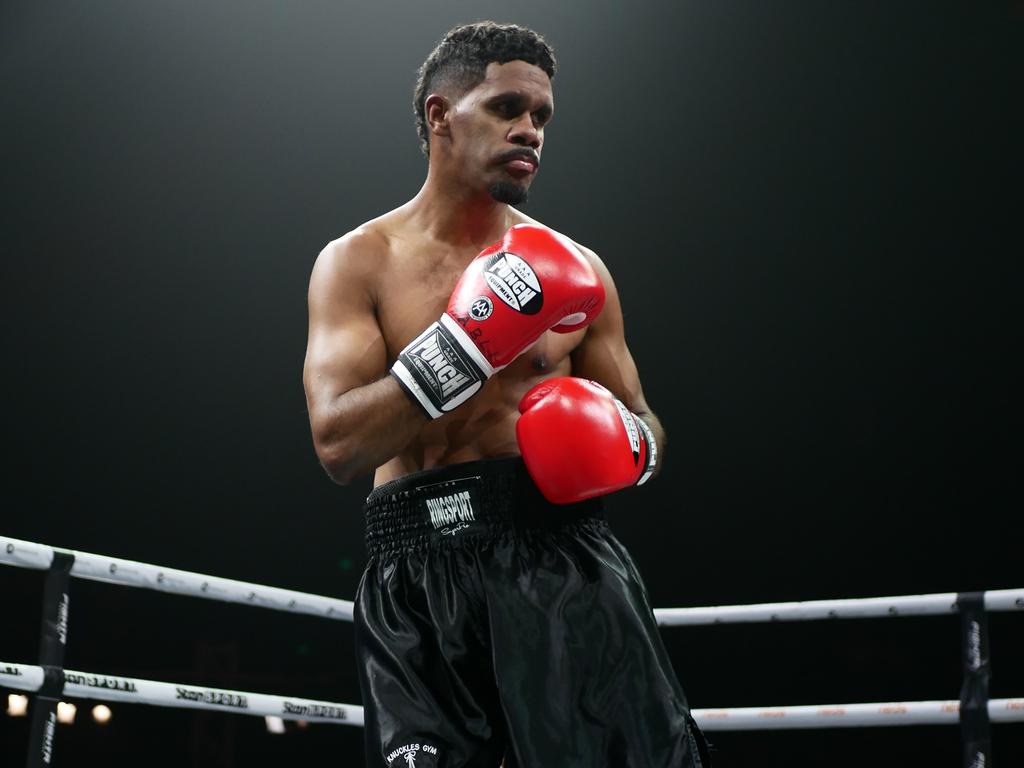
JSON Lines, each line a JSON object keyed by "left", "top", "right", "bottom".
{"left": 303, "top": 240, "right": 388, "bottom": 415}
{"left": 570, "top": 254, "right": 652, "bottom": 416}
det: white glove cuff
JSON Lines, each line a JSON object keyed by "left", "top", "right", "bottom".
{"left": 391, "top": 314, "right": 495, "bottom": 419}
{"left": 635, "top": 415, "right": 658, "bottom": 486}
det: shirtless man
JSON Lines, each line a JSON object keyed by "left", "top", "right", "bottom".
{"left": 303, "top": 22, "right": 709, "bottom": 768}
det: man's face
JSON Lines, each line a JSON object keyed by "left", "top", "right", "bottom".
{"left": 446, "top": 60, "right": 554, "bottom": 205}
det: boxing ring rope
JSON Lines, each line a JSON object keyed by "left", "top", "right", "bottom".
{"left": 6, "top": 535, "right": 1020, "bottom": 626}
{"left": 0, "top": 661, "right": 363, "bottom": 725}
{"left": 2, "top": 660, "right": 1022, "bottom": 731}
{"left": 3, "top": 535, "right": 1022, "bottom": 765}
{"left": 653, "top": 588, "right": 1024, "bottom": 625}
{"left": 0, "top": 536, "right": 353, "bottom": 621}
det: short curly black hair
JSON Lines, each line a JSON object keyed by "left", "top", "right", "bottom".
{"left": 414, "top": 22, "right": 556, "bottom": 157}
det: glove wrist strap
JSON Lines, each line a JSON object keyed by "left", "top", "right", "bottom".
{"left": 635, "top": 415, "right": 658, "bottom": 486}
{"left": 610, "top": 398, "right": 658, "bottom": 486}
{"left": 391, "top": 314, "right": 493, "bottom": 419}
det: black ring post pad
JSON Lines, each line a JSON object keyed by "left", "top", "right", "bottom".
{"left": 26, "top": 697, "right": 59, "bottom": 768}
{"left": 37, "top": 551, "right": 74, "bottom": 667}
{"left": 25, "top": 551, "right": 74, "bottom": 768}
{"left": 956, "top": 591, "right": 991, "bottom": 768}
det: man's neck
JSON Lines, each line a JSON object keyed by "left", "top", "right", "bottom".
{"left": 405, "top": 165, "right": 516, "bottom": 248}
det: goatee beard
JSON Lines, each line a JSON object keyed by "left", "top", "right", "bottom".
{"left": 489, "top": 181, "right": 529, "bottom": 206}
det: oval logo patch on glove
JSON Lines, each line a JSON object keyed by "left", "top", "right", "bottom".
{"left": 483, "top": 252, "right": 543, "bottom": 314}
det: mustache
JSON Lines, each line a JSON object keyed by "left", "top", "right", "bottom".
{"left": 494, "top": 148, "right": 540, "bottom": 167}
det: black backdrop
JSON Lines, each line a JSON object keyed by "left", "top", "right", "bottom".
{"left": 2, "top": 1, "right": 1021, "bottom": 766}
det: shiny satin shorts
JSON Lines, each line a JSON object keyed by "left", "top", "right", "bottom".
{"left": 355, "top": 457, "right": 710, "bottom": 767}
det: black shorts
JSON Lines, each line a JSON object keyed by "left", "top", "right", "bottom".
{"left": 355, "top": 457, "right": 710, "bottom": 767}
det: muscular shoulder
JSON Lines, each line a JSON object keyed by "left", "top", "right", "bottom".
{"left": 511, "top": 211, "right": 613, "bottom": 284}
{"left": 512, "top": 214, "right": 622, "bottom": 342}
{"left": 314, "top": 222, "right": 391, "bottom": 281}
{"left": 308, "top": 217, "right": 400, "bottom": 310}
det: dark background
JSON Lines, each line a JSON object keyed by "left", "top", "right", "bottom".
{"left": 1, "top": 1, "right": 1021, "bottom": 766}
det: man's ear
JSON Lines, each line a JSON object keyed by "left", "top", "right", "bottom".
{"left": 425, "top": 94, "right": 451, "bottom": 139}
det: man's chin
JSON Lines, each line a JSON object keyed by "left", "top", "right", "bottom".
{"left": 489, "top": 180, "right": 530, "bottom": 206}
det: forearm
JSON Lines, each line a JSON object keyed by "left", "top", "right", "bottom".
{"left": 310, "top": 375, "right": 426, "bottom": 484}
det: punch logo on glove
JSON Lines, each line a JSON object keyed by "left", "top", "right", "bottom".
{"left": 391, "top": 225, "right": 606, "bottom": 419}
{"left": 483, "top": 252, "right": 543, "bottom": 314}
{"left": 402, "top": 324, "right": 484, "bottom": 404}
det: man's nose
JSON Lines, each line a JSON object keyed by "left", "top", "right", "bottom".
{"left": 507, "top": 114, "right": 541, "bottom": 149}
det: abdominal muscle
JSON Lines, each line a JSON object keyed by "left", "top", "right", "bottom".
{"left": 373, "top": 333, "right": 577, "bottom": 488}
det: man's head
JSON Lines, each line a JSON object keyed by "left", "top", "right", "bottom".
{"left": 414, "top": 22, "right": 556, "bottom": 205}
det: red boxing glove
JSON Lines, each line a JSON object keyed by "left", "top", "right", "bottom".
{"left": 516, "top": 377, "right": 659, "bottom": 504}
{"left": 392, "top": 225, "right": 606, "bottom": 418}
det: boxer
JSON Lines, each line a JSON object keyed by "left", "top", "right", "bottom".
{"left": 303, "top": 21, "right": 710, "bottom": 767}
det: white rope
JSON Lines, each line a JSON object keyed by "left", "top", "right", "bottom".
{"left": 5, "top": 661, "right": 1022, "bottom": 732}
{"left": 654, "top": 589, "right": 1024, "bottom": 626}
{"left": 0, "top": 662, "right": 363, "bottom": 726}
{"left": 6, "top": 535, "right": 1024, "bottom": 739}
{"left": 4, "top": 535, "right": 1022, "bottom": 627}
{"left": 692, "top": 699, "right": 1024, "bottom": 731}
{"left": 0, "top": 536, "right": 353, "bottom": 621}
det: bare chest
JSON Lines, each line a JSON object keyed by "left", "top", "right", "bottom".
{"left": 373, "top": 245, "right": 580, "bottom": 375}
{"left": 368, "top": 237, "right": 584, "bottom": 480}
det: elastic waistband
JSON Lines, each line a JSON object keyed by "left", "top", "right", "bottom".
{"left": 364, "top": 457, "right": 604, "bottom": 558}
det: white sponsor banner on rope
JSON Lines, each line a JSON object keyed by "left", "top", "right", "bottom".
{"left": 0, "top": 662, "right": 44, "bottom": 692}
{"left": 3, "top": 662, "right": 1021, "bottom": 732}
{"left": 1, "top": 663, "right": 363, "bottom": 726}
